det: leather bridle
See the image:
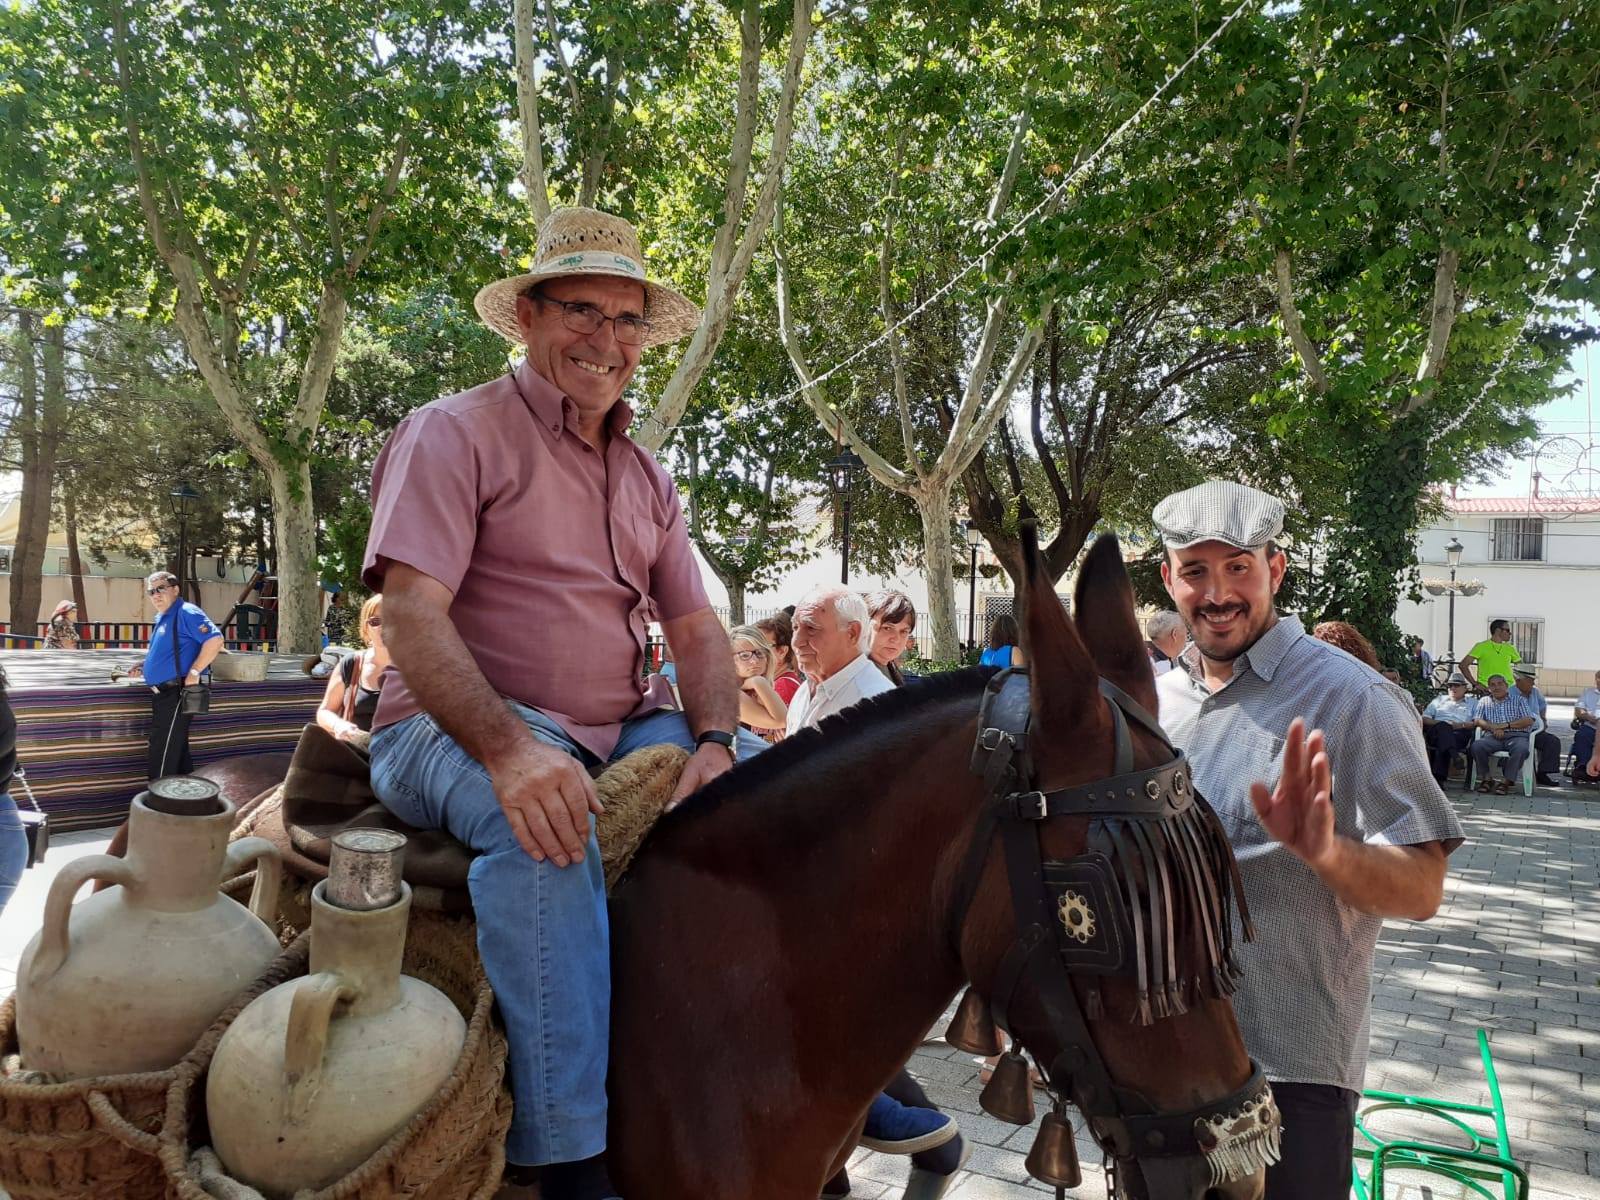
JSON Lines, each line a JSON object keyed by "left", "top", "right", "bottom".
{"left": 954, "top": 668, "right": 1281, "bottom": 1197}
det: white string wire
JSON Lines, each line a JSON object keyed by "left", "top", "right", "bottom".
{"left": 641, "top": 0, "right": 1259, "bottom": 442}
{"left": 1432, "top": 160, "right": 1600, "bottom": 445}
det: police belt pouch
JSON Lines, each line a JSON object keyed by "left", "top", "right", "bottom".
{"left": 173, "top": 609, "right": 212, "bottom": 714}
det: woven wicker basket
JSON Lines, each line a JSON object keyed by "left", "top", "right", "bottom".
{"left": 161, "top": 907, "right": 511, "bottom": 1200}
{"left": 0, "top": 933, "right": 311, "bottom": 1200}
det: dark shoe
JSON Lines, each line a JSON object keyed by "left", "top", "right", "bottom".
{"left": 905, "top": 1135, "right": 972, "bottom": 1199}
{"left": 821, "top": 1166, "right": 851, "bottom": 1198}
{"left": 861, "top": 1093, "right": 959, "bottom": 1155}
{"left": 1536, "top": 774, "right": 1561, "bottom": 787}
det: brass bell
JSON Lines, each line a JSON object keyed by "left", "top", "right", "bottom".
{"left": 978, "top": 1051, "right": 1035, "bottom": 1125}
{"left": 944, "top": 987, "right": 1003, "bottom": 1056}
{"left": 1025, "top": 1111, "right": 1082, "bottom": 1188}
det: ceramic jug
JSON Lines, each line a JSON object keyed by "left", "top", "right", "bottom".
{"left": 16, "top": 775, "right": 282, "bottom": 1079}
{"left": 207, "top": 830, "right": 466, "bottom": 1196}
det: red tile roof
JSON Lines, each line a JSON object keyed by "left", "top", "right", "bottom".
{"left": 1446, "top": 495, "right": 1600, "bottom": 514}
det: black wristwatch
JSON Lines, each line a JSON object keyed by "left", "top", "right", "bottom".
{"left": 695, "top": 729, "right": 736, "bottom": 759}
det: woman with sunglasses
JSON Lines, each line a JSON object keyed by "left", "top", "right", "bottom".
{"left": 729, "top": 624, "right": 787, "bottom": 739}
{"left": 316, "top": 595, "right": 389, "bottom": 750}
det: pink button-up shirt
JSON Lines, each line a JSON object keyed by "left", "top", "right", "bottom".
{"left": 362, "top": 360, "right": 708, "bottom": 758}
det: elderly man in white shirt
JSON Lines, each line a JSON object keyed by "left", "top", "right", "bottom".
{"left": 785, "top": 585, "right": 896, "bottom": 734}
{"left": 783, "top": 584, "right": 970, "bottom": 1196}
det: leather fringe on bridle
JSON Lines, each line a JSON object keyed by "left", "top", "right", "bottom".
{"left": 1084, "top": 797, "right": 1254, "bottom": 1027}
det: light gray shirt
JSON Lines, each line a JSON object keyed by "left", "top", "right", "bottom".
{"left": 1422, "top": 695, "right": 1477, "bottom": 725}
{"left": 1157, "top": 616, "right": 1465, "bottom": 1091}
{"left": 1578, "top": 687, "right": 1600, "bottom": 725}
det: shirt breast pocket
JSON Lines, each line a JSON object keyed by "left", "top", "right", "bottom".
{"left": 627, "top": 513, "right": 665, "bottom": 593}
{"left": 1204, "top": 725, "right": 1285, "bottom": 848}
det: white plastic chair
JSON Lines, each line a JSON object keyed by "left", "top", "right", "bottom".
{"left": 1466, "top": 716, "right": 1542, "bottom": 797}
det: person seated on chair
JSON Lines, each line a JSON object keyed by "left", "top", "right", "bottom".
{"left": 1573, "top": 669, "right": 1600, "bottom": 787}
{"left": 785, "top": 586, "right": 967, "bottom": 1198}
{"left": 315, "top": 594, "right": 388, "bottom": 750}
{"left": 1460, "top": 620, "right": 1519, "bottom": 695}
{"left": 362, "top": 207, "right": 768, "bottom": 1200}
{"left": 1470, "top": 675, "right": 1536, "bottom": 795}
{"left": 1511, "top": 665, "right": 1563, "bottom": 787}
{"left": 1421, "top": 673, "right": 1476, "bottom": 784}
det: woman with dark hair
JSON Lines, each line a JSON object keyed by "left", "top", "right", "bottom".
{"left": 0, "top": 670, "right": 25, "bottom": 917}
{"left": 979, "top": 613, "right": 1026, "bottom": 668}
{"left": 865, "top": 589, "right": 916, "bottom": 686}
{"left": 754, "top": 614, "right": 804, "bottom": 707}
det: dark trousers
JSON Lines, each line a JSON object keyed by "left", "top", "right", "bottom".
{"left": 1424, "top": 725, "right": 1473, "bottom": 781}
{"left": 1574, "top": 724, "right": 1596, "bottom": 778}
{"left": 1265, "top": 1082, "right": 1358, "bottom": 1200}
{"left": 1533, "top": 730, "right": 1561, "bottom": 777}
{"left": 148, "top": 685, "right": 195, "bottom": 779}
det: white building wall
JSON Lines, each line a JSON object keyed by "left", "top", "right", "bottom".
{"left": 1396, "top": 508, "right": 1600, "bottom": 691}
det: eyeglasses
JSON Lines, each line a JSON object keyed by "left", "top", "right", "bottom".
{"left": 146, "top": 585, "right": 174, "bottom": 596}
{"left": 733, "top": 650, "right": 765, "bottom": 663}
{"left": 533, "top": 296, "right": 653, "bottom": 347}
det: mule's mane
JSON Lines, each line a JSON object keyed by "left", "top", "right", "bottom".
{"left": 660, "top": 666, "right": 995, "bottom": 825}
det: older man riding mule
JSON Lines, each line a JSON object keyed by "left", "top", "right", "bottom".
{"left": 363, "top": 208, "right": 767, "bottom": 1200}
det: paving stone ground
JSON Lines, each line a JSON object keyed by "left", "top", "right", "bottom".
{"left": 855, "top": 780, "right": 1600, "bottom": 1200}
{"left": 3, "top": 770, "right": 1597, "bottom": 1199}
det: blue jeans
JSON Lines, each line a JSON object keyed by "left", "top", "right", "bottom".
{"left": 0, "top": 793, "right": 28, "bottom": 919}
{"left": 370, "top": 704, "right": 765, "bottom": 1166}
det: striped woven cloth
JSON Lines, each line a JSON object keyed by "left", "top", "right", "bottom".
{"left": 13, "top": 679, "right": 323, "bottom": 831}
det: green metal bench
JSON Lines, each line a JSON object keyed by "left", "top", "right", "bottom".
{"left": 1351, "top": 1029, "right": 1527, "bottom": 1200}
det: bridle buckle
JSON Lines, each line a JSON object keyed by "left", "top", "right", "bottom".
{"left": 1015, "top": 791, "right": 1049, "bottom": 820}
{"left": 979, "top": 727, "right": 1013, "bottom": 752}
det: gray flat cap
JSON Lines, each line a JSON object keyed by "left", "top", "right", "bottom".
{"left": 1153, "top": 480, "right": 1286, "bottom": 551}
{"left": 1447, "top": 671, "right": 1468, "bottom": 685}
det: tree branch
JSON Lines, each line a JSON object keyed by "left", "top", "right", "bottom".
{"left": 342, "top": 134, "right": 410, "bottom": 279}
{"left": 772, "top": 197, "right": 910, "bottom": 492}
{"left": 1273, "top": 248, "right": 1329, "bottom": 394}
{"left": 541, "top": 0, "right": 583, "bottom": 109}
{"left": 878, "top": 128, "right": 923, "bottom": 482}
{"left": 1406, "top": 246, "right": 1462, "bottom": 406}
{"left": 513, "top": 0, "right": 552, "bottom": 223}
{"left": 707, "top": 0, "right": 764, "bottom": 291}
{"left": 635, "top": 0, "right": 814, "bottom": 449}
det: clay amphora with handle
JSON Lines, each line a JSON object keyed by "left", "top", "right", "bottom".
{"left": 16, "top": 775, "right": 283, "bottom": 1079}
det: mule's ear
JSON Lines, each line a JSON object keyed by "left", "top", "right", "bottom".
{"left": 1072, "top": 533, "right": 1157, "bottom": 715}
{"left": 1020, "top": 518, "right": 1103, "bottom": 741}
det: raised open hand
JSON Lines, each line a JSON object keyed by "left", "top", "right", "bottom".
{"left": 1250, "top": 718, "right": 1335, "bottom": 869}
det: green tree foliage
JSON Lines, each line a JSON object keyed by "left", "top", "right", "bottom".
{"left": 1, "top": 0, "right": 517, "bottom": 650}
{"left": 1181, "top": 0, "right": 1600, "bottom": 659}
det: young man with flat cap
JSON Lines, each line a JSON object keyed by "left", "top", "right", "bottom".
{"left": 1152, "top": 479, "right": 1464, "bottom": 1199}
{"left": 363, "top": 208, "right": 767, "bottom": 1200}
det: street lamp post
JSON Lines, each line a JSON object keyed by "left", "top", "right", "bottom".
{"left": 824, "top": 449, "right": 865, "bottom": 584}
{"left": 169, "top": 482, "right": 201, "bottom": 603}
{"left": 964, "top": 520, "right": 981, "bottom": 651}
{"left": 1444, "top": 535, "right": 1464, "bottom": 668}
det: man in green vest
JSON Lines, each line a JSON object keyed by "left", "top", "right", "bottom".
{"left": 1460, "top": 620, "right": 1520, "bottom": 695}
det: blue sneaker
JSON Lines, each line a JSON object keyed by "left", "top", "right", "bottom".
{"left": 860, "top": 1092, "right": 959, "bottom": 1155}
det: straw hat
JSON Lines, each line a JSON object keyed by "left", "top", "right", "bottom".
{"left": 474, "top": 207, "right": 701, "bottom": 348}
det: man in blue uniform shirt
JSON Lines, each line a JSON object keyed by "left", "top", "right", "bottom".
{"left": 128, "top": 571, "right": 224, "bottom": 778}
